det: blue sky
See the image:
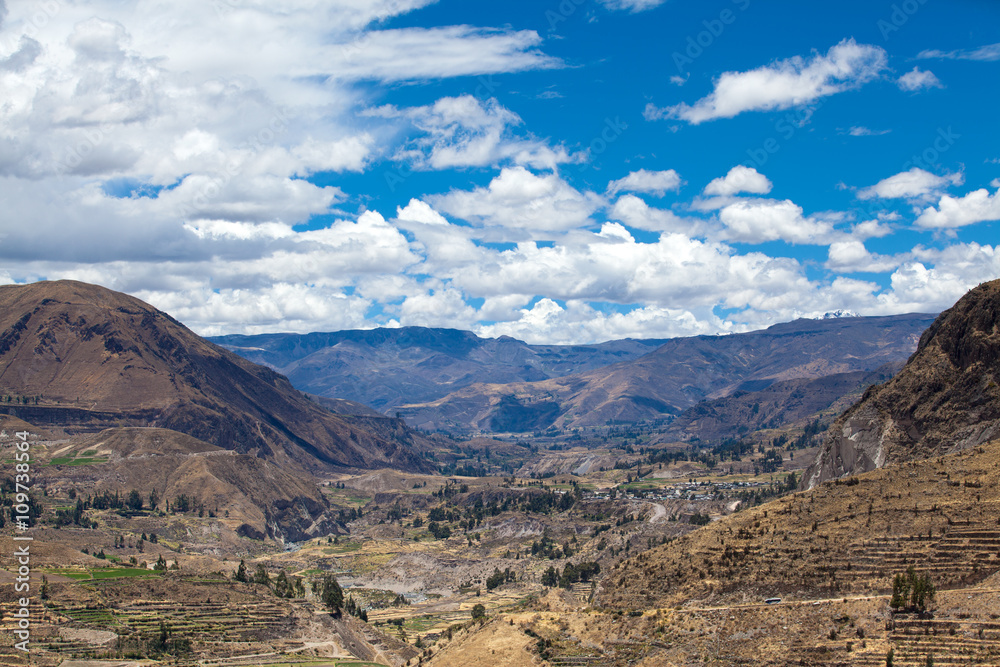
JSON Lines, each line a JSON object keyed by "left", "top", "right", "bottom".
{"left": 0, "top": 0, "right": 998, "bottom": 343}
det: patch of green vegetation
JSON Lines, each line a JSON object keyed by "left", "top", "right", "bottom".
{"left": 41, "top": 568, "right": 91, "bottom": 580}
{"left": 81, "top": 449, "right": 97, "bottom": 456}
{"left": 63, "top": 607, "right": 117, "bottom": 624}
{"left": 90, "top": 567, "right": 159, "bottom": 579}
{"left": 403, "top": 615, "right": 441, "bottom": 632}
{"left": 322, "top": 541, "right": 362, "bottom": 554}
{"left": 324, "top": 487, "right": 373, "bottom": 507}
{"left": 43, "top": 567, "right": 161, "bottom": 581}
{"left": 47, "top": 456, "right": 108, "bottom": 466}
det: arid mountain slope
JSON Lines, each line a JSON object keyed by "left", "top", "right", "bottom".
{"left": 210, "top": 327, "right": 668, "bottom": 411}
{"left": 601, "top": 438, "right": 1000, "bottom": 610}
{"left": 0, "top": 280, "right": 431, "bottom": 473}
{"left": 805, "top": 280, "right": 1000, "bottom": 488}
{"left": 38, "top": 427, "right": 337, "bottom": 541}
{"left": 661, "top": 362, "right": 902, "bottom": 442}
{"left": 400, "top": 314, "right": 934, "bottom": 432}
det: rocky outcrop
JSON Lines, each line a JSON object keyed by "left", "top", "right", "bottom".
{"left": 805, "top": 280, "right": 1000, "bottom": 488}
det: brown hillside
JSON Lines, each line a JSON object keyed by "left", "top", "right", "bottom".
{"left": 805, "top": 280, "right": 1000, "bottom": 487}
{"left": 600, "top": 439, "right": 1000, "bottom": 611}
{"left": 0, "top": 280, "right": 431, "bottom": 474}
{"left": 35, "top": 427, "right": 337, "bottom": 541}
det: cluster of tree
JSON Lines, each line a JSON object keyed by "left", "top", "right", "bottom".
{"left": 541, "top": 561, "right": 600, "bottom": 588}
{"left": 711, "top": 438, "right": 756, "bottom": 463}
{"left": 441, "top": 463, "right": 488, "bottom": 477}
{"left": 273, "top": 570, "right": 306, "bottom": 598}
{"left": 152, "top": 554, "right": 178, "bottom": 571}
{"left": 318, "top": 573, "right": 344, "bottom": 615}
{"left": 689, "top": 512, "right": 712, "bottom": 526}
{"left": 789, "top": 419, "right": 825, "bottom": 449}
{"left": 530, "top": 534, "right": 575, "bottom": 560}
{"left": 386, "top": 504, "right": 408, "bottom": 522}
{"left": 113, "top": 621, "right": 190, "bottom": 658}
{"left": 485, "top": 567, "right": 516, "bottom": 590}
{"left": 1, "top": 394, "right": 40, "bottom": 404}
{"left": 4, "top": 489, "right": 42, "bottom": 528}
{"left": 344, "top": 595, "right": 369, "bottom": 622}
{"left": 732, "top": 472, "right": 798, "bottom": 508}
{"left": 232, "top": 560, "right": 304, "bottom": 597}
{"left": 336, "top": 506, "right": 363, "bottom": 523}
{"left": 427, "top": 521, "right": 451, "bottom": 539}
{"left": 428, "top": 506, "right": 459, "bottom": 522}
{"left": 52, "top": 499, "right": 85, "bottom": 526}
{"left": 433, "top": 482, "right": 470, "bottom": 499}
{"left": 89, "top": 490, "right": 128, "bottom": 510}
{"left": 167, "top": 494, "right": 213, "bottom": 516}
{"left": 760, "top": 449, "right": 784, "bottom": 473}
{"left": 520, "top": 488, "right": 578, "bottom": 514}
{"left": 890, "top": 567, "right": 936, "bottom": 612}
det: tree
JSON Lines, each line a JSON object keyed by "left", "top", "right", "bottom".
{"left": 253, "top": 564, "right": 271, "bottom": 587}
{"left": 126, "top": 489, "right": 144, "bottom": 511}
{"left": 149, "top": 488, "right": 159, "bottom": 511}
{"left": 234, "top": 559, "right": 248, "bottom": 583}
{"left": 886, "top": 647, "right": 894, "bottom": 667}
{"left": 321, "top": 574, "right": 344, "bottom": 615}
{"left": 471, "top": 603, "right": 486, "bottom": 621}
{"left": 891, "top": 567, "right": 936, "bottom": 612}
{"left": 274, "top": 570, "right": 290, "bottom": 597}
{"left": 156, "top": 620, "right": 170, "bottom": 652}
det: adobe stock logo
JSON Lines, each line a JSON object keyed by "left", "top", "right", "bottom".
{"left": 672, "top": 0, "right": 752, "bottom": 79}
{"left": 877, "top": 0, "right": 930, "bottom": 40}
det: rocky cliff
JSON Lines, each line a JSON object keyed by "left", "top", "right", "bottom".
{"left": 804, "top": 280, "right": 1000, "bottom": 488}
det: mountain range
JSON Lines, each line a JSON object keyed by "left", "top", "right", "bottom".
{"left": 209, "top": 328, "right": 669, "bottom": 411}
{"left": 397, "top": 314, "right": 935, "bottom": 432}
{"left": 215, "top": 315, "right": 936, "bottom": 435}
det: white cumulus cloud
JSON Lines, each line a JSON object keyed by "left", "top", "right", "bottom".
{"left": 915, "top": 188, "right": 1000, "bottom": 229}
{"left": 858, "top": 168, "right": 963, "bottom": 202}
{"left": 647, "top": 39, "right": 888, "bottom": 124}
{"left": 897, "top": 67, "right": 943, "bottom": 92}
{"left": 430, "top": 167, "right": 603, "bottom": 235}
{"left": 704, "top": 166, "right": 773, "bottom": 197}
{"left": 717, "top": 199, "right": 835, "bottom": 245}
{"left": 607, "top": 169, "right": 683, "bottom": 196}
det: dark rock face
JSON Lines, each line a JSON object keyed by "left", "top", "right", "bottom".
{"left": 805, "top": 281, "right": 1000, "bottom": 488}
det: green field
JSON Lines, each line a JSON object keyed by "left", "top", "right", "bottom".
{"left": 42, "top": 566, "right": 162, "bottom": 580}
{"left": 47, "top": 456, "right": 108, "bottom": 466}
{"left": 322, "top": 540, "right": 363, "bottom": 554}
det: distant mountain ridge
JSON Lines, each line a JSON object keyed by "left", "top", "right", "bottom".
{"left": 398, "top": 314, "right": 936, "bottom": 432}
{"left": 215, "top": 314, "right": 936, "bottom": 435}
{"left": 0, "top": 280, "right": 432, "bottom": 474}
{"left": 805, "top": 280, "right": 1000, "bottom": 488}
{"left": 210, "top": 327, "right": 668, "bottom": 412}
